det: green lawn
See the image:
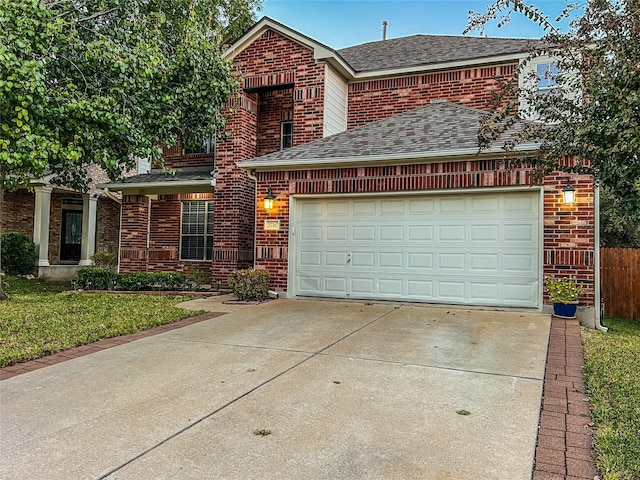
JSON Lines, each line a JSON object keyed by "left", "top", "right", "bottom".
{"left": 583, "top": 317, "right": 640, "bottom": 480}
{"left": 0, "top": 276, "right": 203, "bottom": 367}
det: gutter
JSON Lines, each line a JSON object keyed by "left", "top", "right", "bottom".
{"left": 237, "top": 143, "right": 540, "bottom": 171}
{"left": 594, "top": 183, "right": 608, "bottom": 332}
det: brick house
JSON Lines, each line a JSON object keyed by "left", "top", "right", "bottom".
{"left": 105, "top": 17, "right": 599, "bottom": 327}
{"left": 1, "top": 165, "right": 121, "bottom": 280}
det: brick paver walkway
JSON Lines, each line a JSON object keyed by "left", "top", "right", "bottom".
{"left": 0, "top": 312, "right": 224, "bottom": 381}
{"left": 533, "top": 315, "right": 600, "bottom": 480}
{"left": 1, "top": 309, "right": 601, "bottom": 479}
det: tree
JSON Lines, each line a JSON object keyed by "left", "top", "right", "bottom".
{"left": 0, "top": 0, "right": 260, "bottom": 299}
{"left": 466, "top": 0, "right": 640, "bottom": 245}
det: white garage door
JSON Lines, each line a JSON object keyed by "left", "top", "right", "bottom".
{"left": 292, "top": 191, "right": 540, "bottom": 308}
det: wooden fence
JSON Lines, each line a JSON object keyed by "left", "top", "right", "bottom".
{"left": 600, "top": 248, "right": 640, "bottom": 320}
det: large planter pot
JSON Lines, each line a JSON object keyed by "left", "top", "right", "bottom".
{"left": 553, "top": 302, "right": 578, "bottom": 319}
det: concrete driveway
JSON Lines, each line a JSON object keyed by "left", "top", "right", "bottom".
{"left": 0, "top": 298, "right": 550, "bottom": 480}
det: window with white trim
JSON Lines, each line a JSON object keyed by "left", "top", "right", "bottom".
{"left": 535, "top": 62, "right": 561, "bottom": 94}
{"left": 180, "top": 200, "right": 214, "bottom": 261}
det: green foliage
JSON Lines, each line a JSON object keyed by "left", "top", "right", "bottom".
{"left": 544, "top": 276, "right": 583, "bottom": 303}
{"left": 184, "top": 267, "right": 211, "bottom": 290}
{"left": 600, "top": 186, "right": 640, "bottom": 248}
{"left": 0, "top": 275, "right": 200, "bottom": 366}
{"left": 583, "top": 317, "right": 640, "bottom": 479}
{"left": 228, "top": 269, "right": 270, "bottom": 301}
{"left": 90, "top": 251, "right": 118, "bottom": 270}
{"left": 75, "top": 267, "right": 118, "bottom": 290}
{"left": 117, "top": 272, "right": 186, "bottom": 291}
{"left": 0, "top": 232, "right": 36, "bottom": 275}
{"left": 0, "top": 0, "right": 259, "bottom": 193}
{"left": 466, "top": 0, "right": 640, "bottom": 218}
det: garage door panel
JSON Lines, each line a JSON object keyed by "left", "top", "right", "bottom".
{"left": 380, "top": 226, "right": 404, "bottom": 241}
{"left": 503, "top": 254, "right": 536, "bottom": 273}
{"left": 504, "top": 224, "right": 536, "bottom": 242}
{"left": 325, "top": 277, "right": 348, "bottom": 294}
{"left": 470, "top": 254, "right": 499, "bottom": 271}
{"left": 408, "top": 225, "right": 434, "bottom": 241}
{"left": 351, "top": 252, "right": 375, "bottom": 268}
{"left": 294, "top": 192, "right": 539, "bottom": 308}
{"left": 299, "top": 251, "right": 322, "bottom": 267}
{"left": 437, "top": 281, "right": 466, "bottom": 299}
{"left": 470, "top": 225, "right": 500, "bottom": 241}
{"left": 352, "top": 225, "right": 376, "bottom": 240}
{"left": 350, "top": 277, "right": 375, "bottom": 295}
{"left": 408, "top": 253, "right": 433, "bottom": 269}
{"left": 379, "top": 252, "right": 404, "bottom": 268}
{"left": 438, "top": 225, "right": 466, "bottom": 241}
{"left": 325, "top": 251, "right": 348, "bottom": 266}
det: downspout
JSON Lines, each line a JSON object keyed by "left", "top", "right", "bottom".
{"left": 594, "top": 183, "right": 607, "bottom": 332}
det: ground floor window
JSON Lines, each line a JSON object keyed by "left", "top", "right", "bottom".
{"left": 180, "top": 200, "right": 214, "bottom": 261}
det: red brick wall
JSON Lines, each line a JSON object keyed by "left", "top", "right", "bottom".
{"left": 257, "top": 87, "right": 294, "bottom": 157}
{"left": 119, "top": 195, "right": 150, "bottom": 273}
{"left": 1, "top": 189, "right": 34, "bottom": 237}
{"left": 234, "top": 29, "right": 326, "bottom": 147}
{"left": 97, "top": 197, "right": 120, "bottom": 254}
{"left": 543, "top": 169, "right": 596, "bottom": 305}
{"left": 254, "top": 161, "right": 596, "bottom": 307}
{"left": 347, "top": 64, "right": 517, "bottom": 128}
{"left": 161, "top": 139, "right": 215, "bottom": 170}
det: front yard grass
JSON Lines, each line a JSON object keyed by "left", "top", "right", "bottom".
{"left": 582, "top": 317, "right": 640, "bottom": 480}
{"left": 0, "top": 276, "right": 203, "bottom": 367}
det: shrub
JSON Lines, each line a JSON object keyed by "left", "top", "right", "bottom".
{"left": 117, "top": 272, "right": 186, "bottom": 291}
{"left": 75, "top": 267, "right": 118, "bottom": 290}
{"left": 545, "top": 276, "right": 584, "bottom": 304}
{"left": 91, "top": 251, "right": 117, "bottom": 270}
{"left": 1, "top": 232, "right": 37, "bottom": 276}
{"left": 228, "top": 269, "right": 270, "bottom": 301}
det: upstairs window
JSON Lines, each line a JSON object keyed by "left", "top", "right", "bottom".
{"left": 180, "top": 200, "right": 214, "bottom": 261}
{"left": 535, "top": 62, "right": 561, "bottom": 94}
{"left": 281, "top": 110, "right": 293, "bottom": 150}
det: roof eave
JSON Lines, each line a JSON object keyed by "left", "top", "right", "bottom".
{"left": 237, "top": 143, "right": 539, "bottom": 172}
{"left": 99, "top": 180, "right": 214, "bottom": 195}
{"left": 349, "top": 52, "right": 528, "bottom": 80}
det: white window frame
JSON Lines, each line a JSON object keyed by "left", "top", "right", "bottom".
{"left": 180, "top": 200, "right": 214, "bottom": 261}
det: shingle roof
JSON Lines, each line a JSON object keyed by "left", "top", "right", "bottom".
{"left": 337, "top": 35, "right": 534, "bottom": 72}
{"left": 237, "top": 101, "right": 537, "bottom": 170}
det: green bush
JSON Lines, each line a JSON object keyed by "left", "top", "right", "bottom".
{"left": 1, "top": 232, "right": 37, "bottom": 276}
{"left": 117, "top": 272, "right": 186, "bottom": 291}
{"left": 228, "top": 269, "right": 270, "bottom": 301}
{"left": 75, "top": 267, "right": 118, "bottom": 290}
{"left": 90, "top": 251, "right": 117, "bottom": 270}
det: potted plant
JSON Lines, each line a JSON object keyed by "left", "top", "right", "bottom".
{"left": 545, "top": 276, "right": 584, "bottom": 318}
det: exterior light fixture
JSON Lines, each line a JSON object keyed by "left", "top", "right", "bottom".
{"left": 562, "top": 179, "right": 576, "bottom": 205}
{"left": 263, "top": 188, "right": 276, "bottom": 211}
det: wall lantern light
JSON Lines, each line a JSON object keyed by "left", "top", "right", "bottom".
{"left": 562, "top": 179, "right": 576, "bottom": 205}
{"left": 263, "top": 188, "right": 276, "bottom": 212}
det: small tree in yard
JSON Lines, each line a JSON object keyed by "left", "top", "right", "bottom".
{"left": 0, "top": 0, "right": 260, "bottom": 299}
{"left": 466, "top": 0, "right": 640, "bottom": 245}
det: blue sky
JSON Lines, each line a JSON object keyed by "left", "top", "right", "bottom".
{"left": 258, "top": 0, "right": 572, "bottom": 48}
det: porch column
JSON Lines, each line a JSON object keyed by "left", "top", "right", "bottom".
{"left": 79, "top": 194, "right": 98, "bottom": 266}
{"left": 32, "top": 185, "right": 53, "bottom": 267}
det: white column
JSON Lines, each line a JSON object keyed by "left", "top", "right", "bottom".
{"left": 33, "top": 185, "right": 53, "bottom": 267}
{"left": 79, "top": 195, "right": 98, "bottom": 266}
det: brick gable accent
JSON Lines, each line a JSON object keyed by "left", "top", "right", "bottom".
{"left": 348, "top": 64, "right": 517, "bottom": 128}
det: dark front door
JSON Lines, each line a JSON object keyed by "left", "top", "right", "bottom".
{"left": 60, "top": 210, "right": 83, "bottom": 261}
